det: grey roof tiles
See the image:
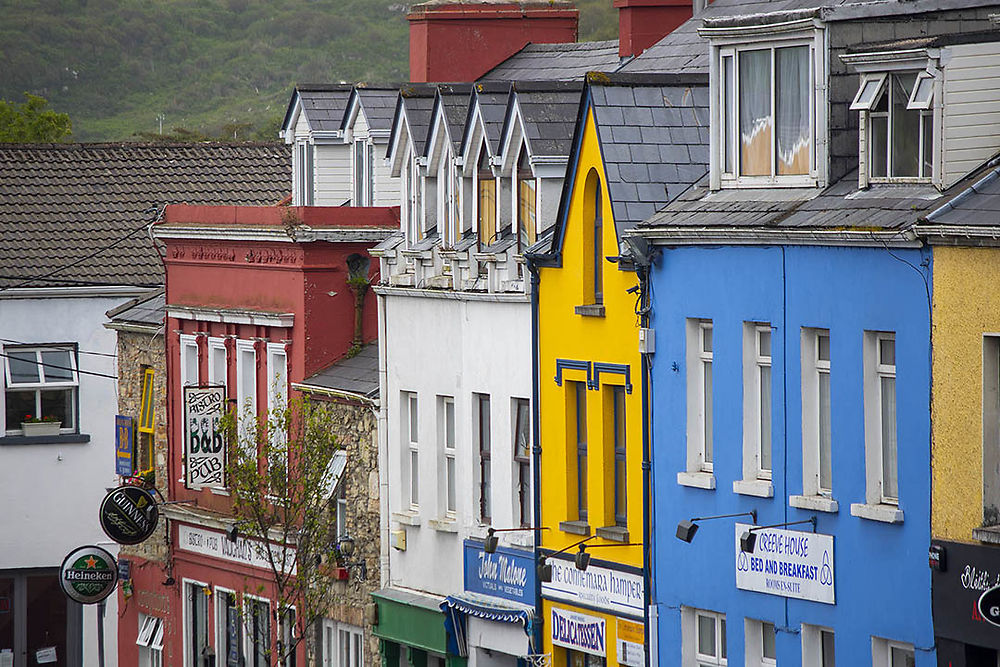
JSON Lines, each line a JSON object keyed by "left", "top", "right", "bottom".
{"left": 508, "top": 81, "right": 582, "bottom": 157}
{"left": 282, "top": 84, "right": 354, "bottom": 133}
{"left": 0, "top": 143, "right": 291, "bottom": 289}
{"left": 482, "top": 40, "right": 624, "bottom": 81}
{"left": 106, "top": 289, "right": 165, "bottom": 328}
{"left": 302, "top": 342, "right": 379, "bottom": 399}
{"left": 353, "top": 88, "right": 401, "bottom": 132}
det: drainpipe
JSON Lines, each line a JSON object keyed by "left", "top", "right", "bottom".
{"left": 636, "top": 258, "right": 653, "bottom": 667}
{"left": 377, "top": 290, "right": 391, "bottom": 589}
{"left": 528, "top": 260, "right": 544, "bottom": 654}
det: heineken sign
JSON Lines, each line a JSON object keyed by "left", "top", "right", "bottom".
{"left": 60, "top": 545, "right": 118, "bottom": 604}
{"left": 184, "top": 385, "right": 226, "bottom": 489}
{"left": 99, "top": 485, "right": 159, "bottom": 545}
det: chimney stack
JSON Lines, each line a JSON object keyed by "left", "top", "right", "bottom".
{"left": 614, "top": 0, "right": 692, "bottom": 59}
{"left": 408, "top": 1, "right": 579, "bottom": 83}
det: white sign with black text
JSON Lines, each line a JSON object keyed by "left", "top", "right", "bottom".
{"left": 541, "top": 558, "right": 644, "bottom": 619}
{"left": 551, "top": 608, "right": 606, "bottom": 657}
{"left": 178, "top": 524, "right": 296, "bottom": 575}
{"left": 734, "top": 523, "right": 835, "bottom": 604}
{"left": 184, "top": 385, "right": 226, "bottom": 489}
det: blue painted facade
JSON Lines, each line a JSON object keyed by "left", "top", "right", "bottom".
{"left": 647, "top": 244, "right": 935, "bottom": 665}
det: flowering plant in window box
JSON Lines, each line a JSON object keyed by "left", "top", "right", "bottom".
{"left": 21, "top": 415, "right": 62, "bottom": 436}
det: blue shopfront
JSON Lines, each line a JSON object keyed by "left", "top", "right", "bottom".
{"left": 442, "top": 540, "right": 538, "bottom": 667}
{"left": 644, "top": 244, "right": 935, "bottom": 666}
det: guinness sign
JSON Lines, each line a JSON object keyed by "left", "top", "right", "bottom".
{"left": 60, "top": 545, "right": 118, "bottom": 604}
{"left": 980, "top": 584, "right": 1000, "bottom": 628}
{"left": 99, "top": 485, "right": 159, "bottom": 545}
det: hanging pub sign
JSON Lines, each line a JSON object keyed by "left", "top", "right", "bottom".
{"left": 59, "top": 545, "right": 118, "bottom": 604}
{"left": 99, "top": 485, "right": 159, "bottom": 545}
{"left": 184, "top": 385, "right": 226, "bottom": 489}
{"left": 115, "top": 415, "right": 134, "bottom": 477}
{"left": 979, "top": 585, "right": 1000, "bottom": 627}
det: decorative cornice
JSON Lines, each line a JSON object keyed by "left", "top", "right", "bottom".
{"left": 373, "top": 285, "right": 529, "bottom": 302}
{"left": 155, "top": 225, "right": 394, "bottom": 244}
{"left": 636, "top": 226, "right": 921, "bottom": 248}
{"left": 699, "top": 16, "right": 821, "bottom": 39}
{"left": 167, "top": 306, "right": 294, "bottom": 327}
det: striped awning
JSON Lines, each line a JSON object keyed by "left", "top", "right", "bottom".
{"left": 441, "top": 592, "right": 534, "bottom": 656}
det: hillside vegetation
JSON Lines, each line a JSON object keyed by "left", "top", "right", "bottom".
{"left": 0, "top": 0, "right": 618, "bottom": 141}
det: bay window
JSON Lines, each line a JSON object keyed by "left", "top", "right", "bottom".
{"left": 3, "top": 345, "right": 78, "bottom": 434}
{"left": 720, "top": 42, "right": 814, "bottom": 183}
{"left": 852, "top": 71, "right": 935, "bottom": 181}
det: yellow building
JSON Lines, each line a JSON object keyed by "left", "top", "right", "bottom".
{"left": 528, "top": 74, "right": 710, "bottom": 667}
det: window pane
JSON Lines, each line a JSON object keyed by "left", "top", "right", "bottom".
{"left": 891, "top": 646, "right": 915, "bottom": 667}
{"left": 702, "top": 326, "right": 713, "bottom": 353}
{"left": 879, "top": 338, "right": 895, "bottom": 366}
{"left": 821, "top": 630, "right": 835, "bottom": 667}
{"left": 891, "top": 73, "right": 920, "bottom": 177}
{"left": 760, "top": 365, "right": 772, "bottom": 471}
{"left": 921, "top": 113, "right": 933, "bottom": 178}
{"left": 697, "top": 615, "right": 716, "bottom": 656}
{"left": 355, "top": 142, "right": 365, "bottom": 205}
{"left": 367, "top": 143, "right": 375, "bottom": 206}
{"left": 27, "top": 575, "right": 67, "bottom": 667}
{"left": 853, "top": 76, "right": 884, "bottom": 110}
{"left": 818, "top": 334, "right": 830, "bottom": 362}
{"left": 720, "top": 618, "right": 727, "bottom": 658}
{"left": 704, "top": 360, "right": 713, "bottom": 464}
{"left": 576, "top": 383, "right": 588, "bottom": 519}
{"left": 761, "top": 622, "right": 776, "bottom": 659}
{"left": 185, "top": 344, "right": 199, "bottom": 387}
{"left": 40, "top": 350, "right": 73, "bottom": 381}
{"left": 515, "top": 399, "right": 530, "bottom": 459}
{"left": 758, "top": 329, "right": 771, "bottom": 357}
{"left": 409, "top": 395, "right": 418, "bottom": 442}
{"left": 881, "top": 376, "right": 898, "bottom": 500}
{"left": 723, "top": 55, "right": 735, "bottom": 174}
{"left": 445, "top": 400, "right": 455, "bottom": 449}
{"left": 739, "top": 49, "right": 772, "bottom": 177}
{"left": 910, "top": 75, "right": 934, "bottom": 109}
{"left": 447, "top": 456, "right": 456, "bottom": 513}
{"left": 8, "top": 350, "right": 39, "bottom": 383}
{"left": 518, "top": 177, "right": 537, "bottom": 249}
{"left": 819, "top": 371, "right": 832, "bottom": 492}
{"left": 776, "top": 46, "right": 810, "bottom": 175}
{"left": 40, "top": 389, "right": 72, "bottom": 427}
{"left": 5, "top": 390, "right": 35, "bottom": 426}
{"left": 410, "top": 449, "right": 419, "bottom": 506}
{"left": 870, "top": 115, "right": 888, "bottom": 178}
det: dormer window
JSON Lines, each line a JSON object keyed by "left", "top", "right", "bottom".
{"left": 719, "top": 44, "right": 813, "bottom": 183}
{"left": 516, "top": 148, "right": 536, "bottom": 254}
{"left": 438, "top": 154, "right": 455, "bottom": 248}
{"left": 851, "top": 71, "right": 934, "bottom": 181}
{"left": 295, "top": 141, "right": 314, "bottom": 206}
{"left": 353, "top": 139, "right": 374, "bottom": 206}
{"left": 477, "top": 145, "right": 497, "bottom": 249}
{"left": 403, "top": 146, "right": 421, "bottom": 245}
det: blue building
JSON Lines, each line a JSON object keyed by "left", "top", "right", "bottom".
{"left": 616, "top": 0, "right": 1000, "bottom": 664}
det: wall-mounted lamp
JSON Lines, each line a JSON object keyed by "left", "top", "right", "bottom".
{"left": 676, "top": 511, "right": 757, "bottom": 543}
{"left": 227, "top": 524, "right": 239, "bottom": 542}
{"left": 538, "top": 535, "right": 598, "bottom": 582}
{"left": 483, "top": 526, "right": 550, "bottom": 554}
{"left": 337, "top": 534, "right": 368, "bottom": 581}
{"left": 740, "top": 517, "right": 817, "bottom": 554}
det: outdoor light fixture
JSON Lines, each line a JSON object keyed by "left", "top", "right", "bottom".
{"left": 227, "top": 524, "right": 239, "bottom": 542}
{"left": 538, "top": 535, "right": 597, "bottom": 582}
{"left": 676, "top": 510, "right": 758, "bottom": 543}
{"left": 337, "top": 534, "right": 367, "bottom": 581}
{"left": 483, "top": 525, "right": 549, "bottom": 554}
{"left": 740, "top": 517, "right": 817, "bottom": 554}
{"left": 574, "top": 545, "right": 591, "bottom": 571}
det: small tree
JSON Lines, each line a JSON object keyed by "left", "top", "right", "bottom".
{"left": 222, "top": 393, "right": 345, "bottom": 666}
{"left": 0, "top": 93, "right": 72, "bottom": 142}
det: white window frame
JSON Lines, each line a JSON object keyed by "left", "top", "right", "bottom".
{"left": 266, "top": 343, "right": 288, "bottom": 419}
{"left": 235, "top": 339, "right": 257, "bottom": 443}
{"left": 858, "top": 70, "right": 936, "bottom": 183}
{"left": 682, "top": 607, "right": 727, "bottom": 667}
{"left": 872, "top": 637, "right": 915, "bottom": 667}
{"left": 402, "top": 391, "right": 419, "bottom": 509}
{"left": 243, "top": 594, "right": 272, "bottom": 667}
{"left": 513, "top": 396, "right": 532, "bottom": 528}
{"left": 792, "top": 329, "right": 838, "bottom": 513}
{"left": 711, "top": 27, "right": 826, "bottom": 190}
{"left": 295, "top": 140, "right": 314, "bottom": 206}
{"left": 801, "top": 624, "right": 835, "bottom": 667}
{"left": 438, "top": 154, "right": 455, "bottom": 248}
{"left": 402, "top": 145, "right": 421, "bottom": 246}
{"left": 183, "top": 579, "right": 211, "bottom": 667}
{"left": 279, "top": 605, "right": 296, "bottom": 667}
{"left": 321, "top": 620, "right": 364, "bottom": 667}
{"left": 137, "top": 612, "right": 164, "bottom": 667}
{"left": 745, "top": 618, "right": 777, "bottom": 667}
{"left": 2, "top": 344, "right": 80, "bottom": 435}
{"left": 680, "top": 319, "right": 716, "bottom": 489}
{"left": 737, "top": 323, "right": 774, "bottom": 498}
{"left": 475, "top": 392, "right": 492, "bottom": 524}
{"left": 438, "top": 395, "right": 457, "bottom": 518}
{"left": 215, "top": 587, "right": 242, "bottom": 667}
{"left": 353, "top": 138, "right": 375, "bottom": 207}
{"left": 180, "top": 334, "right": 199, "bottom": 388}
{"left": 207, "top": 337, "right": 228, "bottom": 391}
{"left": 852, "top": 331, "right": 904, "bottom": 523}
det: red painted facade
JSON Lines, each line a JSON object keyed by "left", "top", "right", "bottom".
{"left": 614, "top": 0, "right": 692, "bottom": 58}
{"left": 408, "top": 1, "right": 578, "bottom": 82}
{"left": 118, "top": 204, "right": 397, "bottom": 667}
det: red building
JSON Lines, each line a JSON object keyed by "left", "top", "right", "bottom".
{"left": 117, "top": 204, "right": 396, "bottom": 667}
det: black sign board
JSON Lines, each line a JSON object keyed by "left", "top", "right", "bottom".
{"left": 981, "top": 586, "right": 1000, "bottom": 628}
{"left": 59, "top": 545, "right": 118, "bottom": 604}
{"left": 99, "top": 485, "right": 159, "bottom": 545}
{"left": 932, "top": 540, "right": 1000, "bottom": 650}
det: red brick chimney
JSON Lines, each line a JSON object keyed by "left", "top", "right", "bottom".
{"left": 614, "top": 0, "right": 692, "bottom": 59}
{"left": 408, "top": 1, "right": 579, "bottom": 83}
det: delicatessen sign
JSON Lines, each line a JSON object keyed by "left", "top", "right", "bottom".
{"left": 735, "top": 523, "right": 835, "bottom": 605}
{"left": 551, "top": 608, "right": 606, "bottom": 657}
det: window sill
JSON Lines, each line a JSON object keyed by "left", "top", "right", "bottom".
{"left": 789, "top": 494, "right": 839, "bottom": 513}
{"left": 574, "top": 304, "right": 605, "bottom": 318}
{"left": 972, "top": 525, "right": 1000, "bottom": 544}
{"left": 0, "top": 433, "right": 90, "bottom": 446}
{"left": 850, "top": 502, "right": 903, "bottom": 524}
{"left": 559, "top": 520, "right": 591, "bottom": 536}
{"left": 596, "top": 525, "right": 629, "bottom": 542}
{"left": 677, "top": 471, "right": 716, "bottom": 490}
{"left": 427, "top": 518, "right": 458, "bottom": 533}
{"left": 733, "top": 479, "right": 773, "bottom": 498}
{"left": 391, "top": 511, "right": 421, "bottom": 527}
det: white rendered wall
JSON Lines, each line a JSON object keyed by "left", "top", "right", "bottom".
{"left": 0, "top": 292, "right": 134, "bottom": 666}
{"left": 380, "top": 291, "right": 532, "bottom": 597}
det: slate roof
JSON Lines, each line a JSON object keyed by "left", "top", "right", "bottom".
{"left": 437, "top": 84, "right": 474, "bottom": 154}
{"left": 106, "top": 289, "right": 165, "bottom": 329}
{"left": 281, "top": 84, "right": 354, "bottom": 134}
{"left": 508, "top": 81, "right": 583, "bottom": 157}
{"left": 590, "top": 74, "right": 711, "bottom": 233}
{"left": 352, "top": 87, "right": 402, "bottom": 133}
{"left": 301, "top": 342, "right": 379, "bottom": 400}
{"left": 399, "top": 86, "right": 438, "bottom": 157}
{"left": 481, "top": 40, "right": 624, "bottom": 81}
{"left": 0, "top": 143, "right": 292, "bottom": 289}
{"left": 466, "top": 82, "right": 511, "bottom": 155}
{"left": 924, "top": 159, "right": 1000, "bottom": 227}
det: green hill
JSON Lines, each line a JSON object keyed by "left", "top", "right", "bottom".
{"left": 0, "top": 0, "right": 618, "bottom": 141}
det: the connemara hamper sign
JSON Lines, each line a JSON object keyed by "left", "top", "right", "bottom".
{"left": 184, "top": 385, "right": 226, "bottom": 489}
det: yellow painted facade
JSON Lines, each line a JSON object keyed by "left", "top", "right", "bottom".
{"left": 537, "top": 107, "right": 645, "bottom": 664}
{"left": 931, "top": 246, "right": 1000, "bottom": 541}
